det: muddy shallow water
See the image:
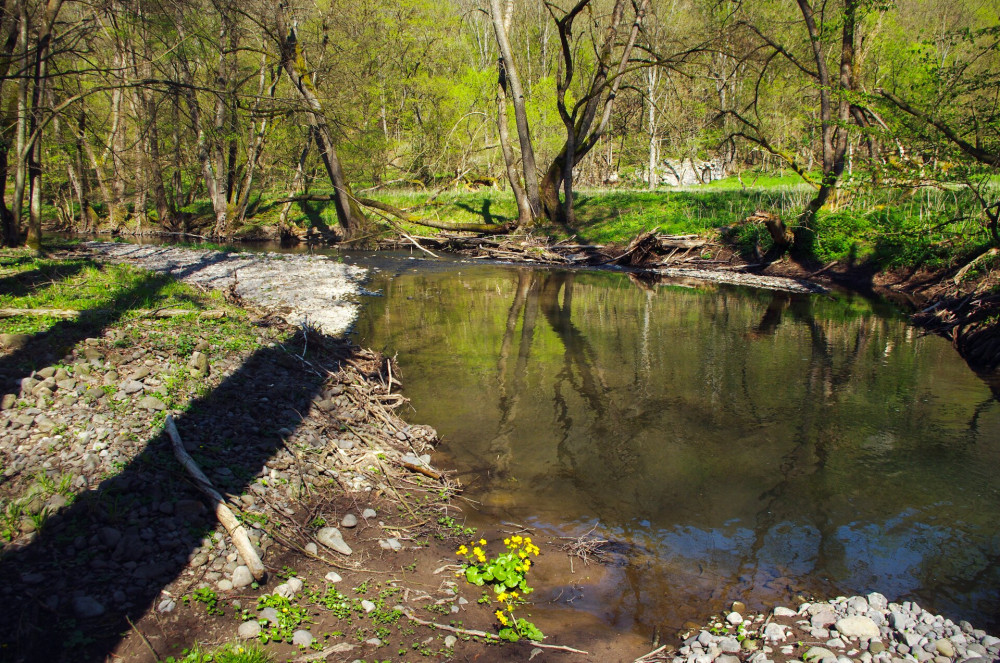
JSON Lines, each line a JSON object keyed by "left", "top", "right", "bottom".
{"left": 349, "top": 261, "right": 1000, "bottom": 639}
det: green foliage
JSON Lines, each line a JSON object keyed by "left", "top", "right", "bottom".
{"left": 188, "top": 587, "right": 224, "bottom": 616}
{"left": 252, "top": 594, "right": 311, "bottom": 644}
{"left": 163, "top": 642, "right": 273, "bottom": 663}
{"left": 455, "top": 535, "right": 544, "bottom": 643}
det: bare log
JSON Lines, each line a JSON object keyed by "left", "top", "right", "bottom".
{"left": 164, "top": 414, "right": 266, "bottom": 581}
{"left": 403, "top": 611, "right": 589, "bottom": 654}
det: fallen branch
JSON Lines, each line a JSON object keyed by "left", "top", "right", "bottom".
{"left": 400, "top": 461, "right": 442, "bottom": 480}
{"left": 0, "top": 307, "right": 226, "bottom": 319}
{"left": 164, "top": 414, "right": 266, "bottom": 581}
{"left": 403, "top": 612, "right": 589, "bottom": 654}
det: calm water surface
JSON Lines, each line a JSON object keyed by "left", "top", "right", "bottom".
{"left": 351, "top": 261, "right": 1000, "bottom": 637}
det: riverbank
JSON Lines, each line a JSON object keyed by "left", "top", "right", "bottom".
{"left": 1, "top": 244, "right": 998, "bottom": 663}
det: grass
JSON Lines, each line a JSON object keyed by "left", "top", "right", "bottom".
{"left": 164, "top": 642, "right": 273, "bottom": 663}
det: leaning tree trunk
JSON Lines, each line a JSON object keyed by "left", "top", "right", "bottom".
{"left": 274, "top": 2, "right": 368, "bottom": 240}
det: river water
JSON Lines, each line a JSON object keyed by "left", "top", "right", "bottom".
{"left": 348, "top": 259, "right": 1000, "bottom": 638}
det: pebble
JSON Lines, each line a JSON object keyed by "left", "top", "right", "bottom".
{"left": 362, "top": 508, "right": 377, "bottom": 519}
{"left": 361, "top": 600, "right": 376, "bottom": 613}
{"left": 341, "top": 513, "right": 358, "bottom": 528}
{"left": 291, "top": 629, "right": 314, "bottom": 647}
{"left": 325, "top": 571, "right": 343, "bottom": 583}
{"left": 444, "top": 635, "right": 457, "bottom": 648}
{"left": 72, "top": 596, "right": 106, "bottom": 619}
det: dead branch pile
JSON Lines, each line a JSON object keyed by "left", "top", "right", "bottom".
{"left": 557, "top": 524, "right": 618, "bottom": 565}
{"left": 378, "top": 231, "right": 727, "bottom": 268}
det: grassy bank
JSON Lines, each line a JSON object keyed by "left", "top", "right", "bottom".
{"left": 165, "top": 173, "right": 995, "bottom": 274}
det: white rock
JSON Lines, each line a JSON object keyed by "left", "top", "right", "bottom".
{"left": 217, "top": 579, "right": 233, "bottom": 591}
{"left": 232, "top": 565, "right": 253, "bottom": 589}
{"left": 316, "top": 527, "right": 352, "bottom": 555}
{"left": 304, "top": 542, "right": 318, "bottom": 555}
{"left": 361, "top": 599, "right": 376, "bottom": 613}
{"left": 837, "top": 616, "right": 882, "bottom": 640}
{"left": 341, "top": 513, "right": 358, "bottom": 528}
{"left": 157, "top": 599, "right": 176, "bottom": 613}
{"left": 805, "top": 647, "right": 837, "bottom": 662}
{"left": 325, "top": 571, "right": 343, "bottom": 583}
{"left": 764, "top": 623, "right": 787, "bottom": 642}
{"left": 286, "top": 577, "right": 304, "bottom": 593}
{"left": 727, "top": 612, "right": 744, "bottom": 625}
{"left": 274, "top": 583, "right": 295, "bottom": 599}
{"left": 774, "top": 606, "right": 798, "bottom": 618}
{"left": 292, "top": 629, "right": 314, "bottom": 647}
{"left": 362, "top": 508, "right": 377, "bottom": 519}
{"left": 444, "top": 635, "right": 457, "bottom": 648}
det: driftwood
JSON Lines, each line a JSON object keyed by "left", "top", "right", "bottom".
{"left": 0, "top": 308, "right": 226, "bottom": 319}
{"left": 403, "top": 611, "right": 589, "bottom": 654}
{"left": 400, "top": 461, "right": 442, "bottom": 480}
{"left": 164, "top": 414, "right": 266, "bottom": 581}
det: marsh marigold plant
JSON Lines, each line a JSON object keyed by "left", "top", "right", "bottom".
{"left": 456, "top": 535, "right": 543, "bottom": 642}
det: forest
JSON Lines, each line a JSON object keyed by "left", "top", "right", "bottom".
{"left": 0, "top": 0, "right": 997, "bottom": 264}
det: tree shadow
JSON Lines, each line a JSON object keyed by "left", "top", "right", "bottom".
{"left": 0, "top": 257, "right": 91, "bottom": 301}
{"left": 454, "top": 199, "right": 512, "bottom": 227}
{"left": 0, "top": 257, "right": 355, "bottom": 661}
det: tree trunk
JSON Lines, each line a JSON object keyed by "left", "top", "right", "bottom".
{"left": 489, "top": 0, "right": 541, "bottom": 221}
{"left": 493, "top": 0, "right": 532, "bottom": 228}
{"left": 274, "top": 1, "right": 368, "bottom": 240}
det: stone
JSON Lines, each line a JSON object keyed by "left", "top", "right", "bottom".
{"left": 341, "top": 513, "right": 358, "bottom": 528}
{"left": 325, "top": 571, "right": 343, "bottom": 583}
{"left": 0, "top": 333, "right": 31, "bottom": 350}
{"left": 121, "top": 380, "right": 144, "bottom": 394}
{"left": 232, "top": 565, "right": 254, "bottom": 588}
{"left": 73, "top": 596, "right": 105, "bottom": 619}
{"left": 361, "top": 600, "right": 376, "bottom": 613}
{"left": 717, "top": 656, "right": 741, "bottom": 663}
{"left": 837, "top": 616, "right": 882, "bottom": 640}
{"left": 316, "top": 527, "right": 352, "bottom": 555}
{"left": 379, "top": 538, "right": 402, "bottom": 551}
{"left": 805, "top": 648, "right": 837, "bottom": 663}
{"left": 157, "top": 599, "right": 176, "bottom": 613}
{"left": 813, "top": 611, "right": 838, "bottom": 629}
{"left": 362, "top": 508, "right": 377, "bottom": 519}
{"left": 304, "top": 542, "right": 318, "bottom": 555}
{"left": 137, "top": 395, "right": 166, "bottom": 411}
{"left": 238, "top": 621, "right": 261, "bottom": 639}
{"left": 934, "top": 640, "right": 955, "bottom": 657}
{"left": 444, "top": 635, "right": 457, "bottom": 648}
{"left": 365, "top": 638, "right": 383, "bottom": 647}
{"left": 217, "top": 579, "right": 233, "bottom": 591}
{"left": 774, "top": 607, "right": 797, "bottom": 618}
{"left": 259, "top": 607, "right": 279, "bottom": 623}
{"left": 292, "top": 630, "right": 314, "bottom": 647}
{"left": 286, "top": 577, "right": 303, "bottom": 593}
{"left": 188, "top": 351, "right": 210, "bottom": 376}
{"left": 869, "top": 642, "right": 886, "bottom": 654}
{"left": 728, "top": 612, "right": 744, "bottom": 625}
{"left": 0, "top": 394, "right": 15, "bottom": 409}
{"left": 764, "top": 623, "right": 787, "bottom": 642}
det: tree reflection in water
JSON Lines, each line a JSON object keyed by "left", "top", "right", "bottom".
{"left": 353, "top": 263, "right": 1000, "bottom": 637}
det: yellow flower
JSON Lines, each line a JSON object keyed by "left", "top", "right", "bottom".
{"left": 456, "top": 545, "right": 468, "bottom": 556}
{"left": 504, "top": 538, "right": 511, "bottom": 546}
{"left": 496, "top": 591, "right": 508, "bottom": 602}
{"left": 511, "top": 591, "right": 519, "bottom": 599}
{"left": 512, "top": 535, "right": 523, "bottom": 544}
{"left": 479, "top": 538, "right": 487, "bottom": 546}
{"left": 496, "top": 610, "right": 509, "bottom": 626}
{"left": 518, "top": 550, "right": 528, "bottom": 559}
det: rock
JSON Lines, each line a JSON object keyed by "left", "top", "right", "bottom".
{"left": 217, "top": 579, "right": 233, "bottom": 591}
{"left": 188, "top": 351, "right": 209, "bottom": 376}
{"left": 717, "top": 656, "right": 741, "bottom": 663}
{"left": 0, "top": 394, "right": 15, "bottom": 409}
{"left": 232, "top": 565, "right": 254, "bottom": 588}
{"left": 365, "top": 637, "right": 383, "bottom": 647}
{"left": 121, "top": 380, "right": 144, "bottom": 394}
{"left": 869, "top": 642, "right": 886, "bottom": 654}
{"left": 1, "top": 333, "right": 31, "bottom": 350}
{"left": 137, "top": 395, "right": 166, "bottom": 411}
{"left": 774, "top": 606, "right": 797, "bottom": 618}
{"left": 379, "top": 538, "right": 402, "bottom": 551}
{"left": 73, "top": 596, "right": 105, "bottom": 619}
{"left": 837, "top": 616, "right": 882, "bottom": 640}
{"left": 325, "top": 571, "right": 343, "bottom": 583}
{"left": 728, "top": 612, "right": 744, "bottom": 625}
{"left": 805, "top": 647, "right": 838, "bottom": 662}
{"left": 273, "top": 583, "right": 294, "bottom": 599}
{"left": 157, "top": 599, "right": 176, "bottom": 613}
{"left": 764, "top": 623, "right": 787, "bottom": 642}
{"left": 361, "top": 600, "right": 376, "bottom": 613}
{"left": 291, "top": 630, "right": 314, "bottom": 647}
{"left": 304, "top": 542, "right": 318, "bottom": 555}
{"left": 316, "top": 527, "right": 352, "bottom": 555}
{"left": 238, "top": 620, "right": 261, "bottom": 639}
{"left": 341, "top": 513, "right": 358, "bottom": 528}
{"left": 362, "top": 508, "right": 377, "bottom": 519}
{"left": 444, "top": 635, "right": 457, "bottom": 648}
{"left": 259, "top": 607, "right": 279, "bottom": 623}
{"left": 287, "top": 577, "right": 303, "bottom": 593}
{"left": 98, "top": 526, "right": 122, "bottom": 548}
{"left": 934, "top": 639, "right": 955, "bottom": 657}
{"left": 190, "top": 553, "right": 208, "bottom": 568}
{"left": 813, "top": 611, "right": 838, "bottom": 629}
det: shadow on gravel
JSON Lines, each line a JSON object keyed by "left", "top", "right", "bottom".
{"left": 0, "top": 329, "right": 351, "bottom": 662}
